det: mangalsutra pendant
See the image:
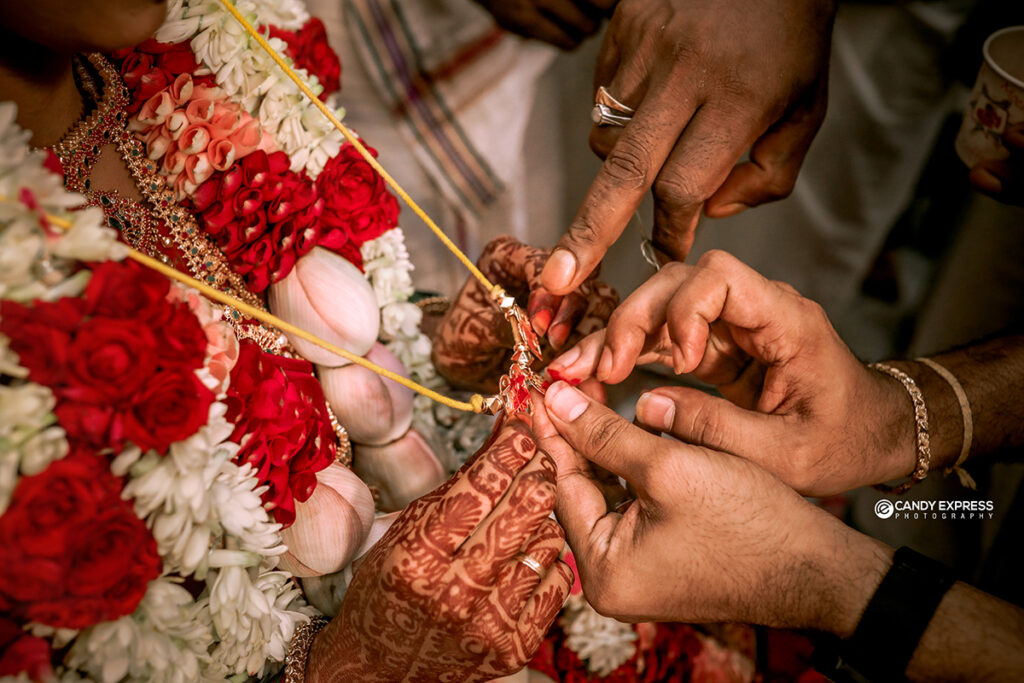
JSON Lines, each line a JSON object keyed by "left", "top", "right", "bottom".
{"left": 478, "top": 294, "right": 549, "bottom": 417}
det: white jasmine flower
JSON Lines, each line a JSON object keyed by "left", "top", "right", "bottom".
{"left": 251, "top": 0, "right": 309, "bottom": 30}
{"left": 0, "top": 382, "right": 68, "bottom": 512}
{"left": 66, "top": 578, "right": 214, "bottom": 683}
{"left": 561, "top": 595, "right": 637, "bottom": 676}
{"left": 52, "top": 207, "right": 126, "bottom": 262}
{"left": 381, "top": 301, "right": 423, "bottom": 339}
{"left": 0, "top": 219, "right": 46, "bottom": 300}
{"left": 0, "top": 383, "right": 55, "bottom": 440}
{"left": 388, "top": 334, "right": 435, "bottom": 381}
{"left": 27, "top": 623, "right": 79, "bottom": 649}
{"left": 18, "top": 426, "right": 69, "bottom": 476}
{"left": 207, "top": 566, "right": 307, "bottom": 676}
{"left": 0, "top": 336, "right": 26, "bottom": 378}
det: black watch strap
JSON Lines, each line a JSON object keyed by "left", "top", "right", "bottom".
{"left": 813, "top": 546, "right": 957, "bottom": 682}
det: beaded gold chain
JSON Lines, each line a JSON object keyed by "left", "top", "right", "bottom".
{"left": 52, "top": 54, "right": 288, "bottom": 355}
{"left": 49, "top": 54, "right": 353, "bottom": 463}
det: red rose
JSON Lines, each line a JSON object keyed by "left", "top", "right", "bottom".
{"left": 122, "top": 369, "right": 215, "bottom": 453}
{"left": 0, "top": 616, "right": 52, "bottom": 681}
{"left": 0, "top": 453, "right": 161, "bottom": 629}
{"left": 333, "top": 240, "right": 364, "bottom": 271}
{"left": 193, "top": 151, "right": 323, "bottom": 291}
{"left": 0, "top": 299, "right": 81, "bottom": 387}
{"left": 82, "top": 259, "right": 171, "bottom": 321}
{"left": 112, "top": 38, "right": 215, "bottom": 114}
{"left": 54, "top": 401, "right": 116, "bottom": 451}
{"left": 224, "top": 341, "right": 335, "bottom": 526}
{"left": 3, "top": 260, "right": 213, "bottom": 454}
{"left": 268, "top": 18, "right": 341, "bottom": 98}
{"left": 63, "top": 318, "right": 158, "bottom": 402}
{"left": 316, "top": 143, "right": 399, "bottom": 250}
{"left": 155, "top": 299, "right": 210, "bottom": 369}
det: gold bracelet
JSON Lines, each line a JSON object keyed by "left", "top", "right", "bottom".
{"left": 284, "top": 616, "right": 330, "bottom": 683}
{"left": 415, "top": 295, "right": 451, "bottom": 315}
{"left": 870, "top": 362, "right": 931, "bottom": 494}
{"left": 916, "top": 357, "right": 977, "bottom": 490}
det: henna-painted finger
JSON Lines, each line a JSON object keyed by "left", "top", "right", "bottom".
{"left": 424, "top": 421, "right": 537, "bottom": 555}
{"left": 527, "top": 287, "right": 562, "bottom": 337}
{"left": 576, "top": 281, "right": 620, "bottom": 339}
{"left": 493, "top": 518, "right": 565, "bottom": 617}
{"left": 547, "top": 290, "right": 588, "bottom": 350}
{"left": 430, "top": 413, "right": 507, "bottom": 498}
{"left": 480, "top": 236, "right": 548, "bottom": 297}
{"left": 517, "top": 559, "right": 574, "bottom": 655}
{"left": 457, "top": 450, "right": 558, "bottom": 582}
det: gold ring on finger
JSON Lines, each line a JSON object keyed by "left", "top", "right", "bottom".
{"left": 516, "top": 552, "right": 545, "bottom": 578}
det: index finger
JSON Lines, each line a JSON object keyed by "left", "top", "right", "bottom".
{"left": 540, "top": 81, "right": 693, "bottom": 295}
{"left": 664, "top": 250, "right": 811, "bottom": 374}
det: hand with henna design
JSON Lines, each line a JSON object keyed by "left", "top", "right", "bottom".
{"left": 306, "top": 419, "right": 573, "bottom": 683}
{"left": 432, "top": 235, "right": 618, "bottom": 392}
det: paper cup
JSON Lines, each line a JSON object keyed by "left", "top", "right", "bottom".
{"left": 955, "top": 25, "right": 1024, "bottom": 167}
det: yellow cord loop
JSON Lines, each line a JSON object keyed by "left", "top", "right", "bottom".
{"left": 5, "top": 199, "right": 482, "bottom": 413}
{"left": 216, "top": 0, "right": 502, "bottom": 301}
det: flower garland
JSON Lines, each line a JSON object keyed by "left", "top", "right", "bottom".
{"left": 154, "top": 0, "right": 342, "bottom": 179}
{"left": 106, "top": 0, "right": 439, "bottom": 472}
{"left": 0, "top": 106, "right": 311, "bottom": 682}
{"left": 107, "top": 0, "right": 434, "bottom": 420}
{"left": 1, "top": 0, "right": 443, "bottom": 676}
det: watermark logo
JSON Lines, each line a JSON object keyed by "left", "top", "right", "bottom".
{"left": 874, "top": 498, "right": 995, "bottom": 520}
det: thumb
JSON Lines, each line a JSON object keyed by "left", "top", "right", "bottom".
{"left": 544, "top": 381, "right": 664, "bottom": 484}
{"left": 635, "top": 386, "right": 784, "bottom": 461}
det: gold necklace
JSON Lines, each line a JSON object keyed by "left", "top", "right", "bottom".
{"left": 51, "top": 54, "right": 289, "bottom": 355}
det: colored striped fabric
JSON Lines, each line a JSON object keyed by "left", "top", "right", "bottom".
{"left": 344, "top": 0, "right": 505, "bottom": 215}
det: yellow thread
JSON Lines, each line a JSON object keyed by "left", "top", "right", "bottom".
{"left": 126, "top": 250, "right": 480, "bottom": 412}
{"left": 5, "top": 197, "right": 483, "bottom": 413}
{"left": 216, "top": 0, "right": 501, "bottom": 299}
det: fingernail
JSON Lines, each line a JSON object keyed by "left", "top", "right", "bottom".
{"left": 597, "top": 348, "right": 614, "bottom": 382}
{"left": 546, "top": 381, "right": 588, "bottom": 422}
{"left": 543, "top": 249, "right": 577, "bottom": 291}
{"left": 533, "top": 308, "right": 553, "bottom": 335}
{"left": 672, "top": 346, "right": 685, "bottom": 374}
{"left": 551, "top": 344, "right": 581, "bottom": 370}
{"left": 636, "top": 392, "right": 675, "bottom": 432}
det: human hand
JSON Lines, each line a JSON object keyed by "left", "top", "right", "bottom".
{"left": 540, "top": 0, "right": 835, "bottom": 295}
{"left": 549, "top": 250, "right": 916, "bottom": 496}
{"left": 969, "top": 123, "right": 1024, "bottom": 206}
{"left": 531, "top": 381, "right": 891, "bottom": 634}
{"left": 308, "top": 419, "right": 572, "bottom": 682}
{"left": 474, "top": 0, "right": 617, "bottom": 50}
{"left": 432, "top": 235, "right": 618, "bottom": 392}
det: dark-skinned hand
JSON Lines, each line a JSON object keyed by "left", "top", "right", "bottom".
{"left": 474, "top": 0, "right": 617, "bottom": 50}
{"left": 541, "top": 0, "right": 836, "bottom": 295}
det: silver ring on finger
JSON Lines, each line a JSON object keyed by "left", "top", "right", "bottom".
{"left": 592, "top": 86, "right": 634, "bottom": 127}
{"left": 591, "top": 103, "right": 632, "bottom": 127}
{"left": 595, "top": 85, "right": 635, "bottom": 114}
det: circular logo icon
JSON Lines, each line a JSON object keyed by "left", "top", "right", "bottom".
{"left": 874, "top": 499, "right": 894, "bottom": 519}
